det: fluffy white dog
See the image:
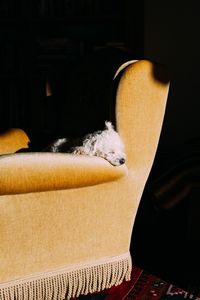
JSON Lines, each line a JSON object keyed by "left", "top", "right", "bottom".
{"left": 48, "top": 121, "right": 126, "bottom": 166}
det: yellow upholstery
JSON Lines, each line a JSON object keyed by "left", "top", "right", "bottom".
{"left": 0, "top": 128, "right": 30, "bottom": 154}
{"left": 0, "top": 60, "right": 170, "bottom": 300}
{"left": 0, "top": 153, "right": 127, "bottom": 195}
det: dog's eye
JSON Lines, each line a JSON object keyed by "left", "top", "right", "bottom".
{"left": 109, "top": 151, "right": 115, "bottom": 154}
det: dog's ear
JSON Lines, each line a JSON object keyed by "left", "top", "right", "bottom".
{"left": 105, "top": 121, "right": 114, "bottom": 131}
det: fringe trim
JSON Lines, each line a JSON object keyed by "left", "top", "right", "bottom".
{"left": 0, "top": 252, "right": 132, "bottom": 300}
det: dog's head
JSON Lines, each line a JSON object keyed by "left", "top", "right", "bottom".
{"left": 84, "top": 121, "right": 126, "bottom": 166}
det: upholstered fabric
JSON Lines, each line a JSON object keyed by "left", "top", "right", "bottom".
{"left": 0, "top": 153, "right": 127, "bottom": 195}
{"left": 0, "top": 60, "right": 170, "bottom": 300}
{"left": 0, "top": 128, "right": 30, "bottom": 154}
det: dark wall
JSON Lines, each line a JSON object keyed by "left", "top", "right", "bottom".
{"left": 144, "top": 1, "right": 200, "bottom": 151}
{"left": 132, "top": 2, "right": 200, "bottom": 289}
{"left": 0, "top": 0, "right": 144, "bottom": 139}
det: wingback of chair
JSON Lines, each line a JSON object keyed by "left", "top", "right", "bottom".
{"left": 116, "top": 60, "right": 169, "bottom": 175}
{"left": 0, "top": 128, "right": 30, "bottom": 154}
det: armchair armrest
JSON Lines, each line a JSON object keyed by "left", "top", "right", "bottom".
{"left": 0, "top": 152, "right": 128, "bottom": 195}
{"left": 0, "top": 128, "right": 30, "bottom": 154}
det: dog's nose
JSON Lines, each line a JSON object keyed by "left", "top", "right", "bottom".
{"left": 119, "top": 158, "right": 125, "bottom": 165}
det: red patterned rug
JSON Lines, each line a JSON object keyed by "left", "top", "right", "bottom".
{"left": 73, "top": 265, "right": 200, "bottom": 300}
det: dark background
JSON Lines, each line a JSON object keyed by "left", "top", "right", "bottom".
{"left": 0, "top": 0, "right": 143, "bottom": 140}
{"left": 134, "top": 1, "right": 200, "bottom": 292}
{"left": 1, "top": 0, "right": 200, "bottom": 292}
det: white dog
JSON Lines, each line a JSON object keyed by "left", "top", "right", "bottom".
{"left": 47, "top": 121, "right": 126, "bottom": 166}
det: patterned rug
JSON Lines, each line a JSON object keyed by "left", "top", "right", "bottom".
{"left": 74, "top": 265, "right": 200, "bottom": 300}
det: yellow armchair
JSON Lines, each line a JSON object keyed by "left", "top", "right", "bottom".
{"left": 0, "top": 60, "right": 169, "bottom": 300}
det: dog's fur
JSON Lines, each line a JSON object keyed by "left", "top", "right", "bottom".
{"left": 46, "top": 121, "right": 126, "bottom": 166}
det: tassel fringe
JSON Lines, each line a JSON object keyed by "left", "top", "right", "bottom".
{"left": 0, "top": 252, "right": 132, "bottom": 300}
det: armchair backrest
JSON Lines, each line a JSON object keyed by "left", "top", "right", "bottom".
{"left": 116, "top": 60, "right": 170, "bottom": 177}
